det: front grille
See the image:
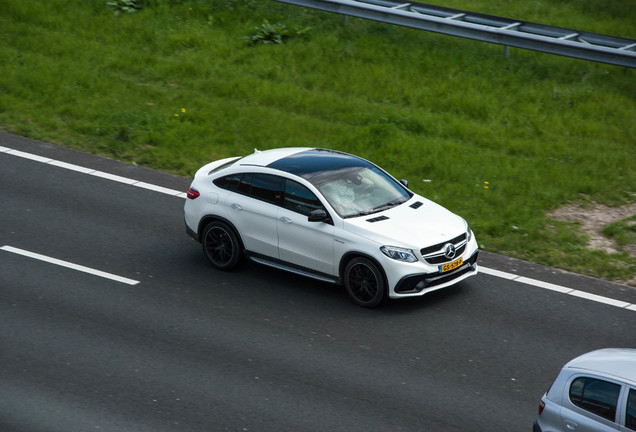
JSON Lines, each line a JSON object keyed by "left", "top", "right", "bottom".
{"left": 420, "top": 233, "right": 467, "bottom": 264}
{"left": 425, "top": 244, "right": 466, "bottom": 264}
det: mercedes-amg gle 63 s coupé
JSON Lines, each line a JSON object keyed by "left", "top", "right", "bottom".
{"left": 185, "top": 148, "right": 478, "bottom": 307}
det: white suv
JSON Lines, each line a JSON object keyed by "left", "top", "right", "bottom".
{"left": 184, "top": 148, "right": 478, "bottom": 307}
{"left": 534, "top": 348, "right": 636, "bottom": 432}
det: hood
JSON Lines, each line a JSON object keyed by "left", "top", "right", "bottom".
{"left": 342, "top": 196, "right": 466, "bottom": 248}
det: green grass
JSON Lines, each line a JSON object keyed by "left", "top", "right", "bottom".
{"left": 1, "top": 0, "right": 635, "bottom": 283}
{"left": 604, "top": 216, "right": 636, "bottom": 248}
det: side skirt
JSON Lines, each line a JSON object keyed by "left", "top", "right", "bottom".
{"left": 246, "top": 252, "right": 341, "bottom": 285}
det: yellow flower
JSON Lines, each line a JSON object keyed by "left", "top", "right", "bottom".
{"left": 181, "top": 108, "right": 186, "bottom": 113}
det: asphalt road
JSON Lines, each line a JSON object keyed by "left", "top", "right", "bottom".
{"left": 1, "top": 132, "right": 635, "bottom": 432}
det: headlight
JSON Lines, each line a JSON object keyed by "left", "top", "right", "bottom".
{"left": 463, "top": 218, "right": 472, "bottom": 243}
{"left": 380, "top": 246, "right": 418, "bottom": 263}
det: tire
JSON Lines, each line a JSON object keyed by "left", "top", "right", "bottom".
{"left": 201, "top": 221, "right": 242, "bottom": 270}
{"left": 344, "top": 257, "right": 386, "bottom": 308}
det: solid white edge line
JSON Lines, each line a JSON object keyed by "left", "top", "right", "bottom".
{"left": 3, "top": 146, "right": 635, "bottom": 311}
{"left": 1, "top": 245, "right": 140, "bottom": 286}
{"left": 7, "top": 149, "right": 52, "bottom": 163}
{"left": 48, "top": 159, "right": 95, "bottom": 174}
{"left": 481, "top": 266, "right": 634, "bottom": 311}
{"left": 89, "top": 170, "right": 138, "bottom": 184}
{"left": 478, "top": 266, "right": 519, "bottom": 280}
{"left": 516, "top": 276, "right": 574, "bottom": 294}
{"left": 134, "top": 181, "right": 184, "bottom": 196}
{"left": 3, "top": 146, "right": 184, "bottom": 196}
{"left": 568, "top": 290, "right": 631, "bottom": 308}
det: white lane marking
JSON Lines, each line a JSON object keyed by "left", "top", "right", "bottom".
{"left": 0, "top": 146, "right": 187, "bottom": 198}
{"left": 480, "top": 267, "right": 635, "bottom": 311}
{"left": 1, "top": 245, "right": 140, "bottom": 286}
{"left": 2, "top": 145, "right": 635, "bottom": 311}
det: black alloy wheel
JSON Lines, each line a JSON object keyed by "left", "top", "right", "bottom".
{"left": 344, "top": 257, "right": 386, "bottom": 308}
{"left": 202, "top": 221, "right": 242, "bottom": 270}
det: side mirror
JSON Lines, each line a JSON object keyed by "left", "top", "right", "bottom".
{"left": 399, "top": 179, "right": 409, "bottom": 188}
{"left": 308, "top": 209, "right": 328, "bottom": 223}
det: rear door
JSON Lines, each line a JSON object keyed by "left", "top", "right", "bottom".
{"left": 560, "top": 375, "right": 621, "bottom": 432}
{"left": 225, "top": 173, "right": 282, "bottom": 259}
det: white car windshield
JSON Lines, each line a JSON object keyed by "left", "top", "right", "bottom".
{"left": 316, "top": 166, "right": 410, "bottom": 218}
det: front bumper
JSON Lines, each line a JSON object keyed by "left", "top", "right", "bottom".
{"left": 392, "top": 250, "right": 479, "bottom": 296}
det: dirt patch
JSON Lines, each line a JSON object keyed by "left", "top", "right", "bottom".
{"left": 548, "top": 201, "right": 636, "bottom": 256}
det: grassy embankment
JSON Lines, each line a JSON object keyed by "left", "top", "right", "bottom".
{"left": 1, "top": 0, "right": 635, "bottom": 283}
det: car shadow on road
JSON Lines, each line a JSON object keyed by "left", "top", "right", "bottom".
{"left": 239, "top": 259, "right": 468, "bottom": 313}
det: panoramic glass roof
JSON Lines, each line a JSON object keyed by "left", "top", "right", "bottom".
{"left": 267, "top": 149, "right": 371, "bottom": 183}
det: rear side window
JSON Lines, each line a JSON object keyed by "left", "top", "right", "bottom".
{"left": 569, "top": 377, "right": 621, "bottom": 422}
{"left": 627, "top": 388, "right": 636, "bottom": 431}
{"left": 214, "top": 174, "right": 242, "bottom": 191}
{"left": 233, "top": 173, "right": 283, "bottom": 205}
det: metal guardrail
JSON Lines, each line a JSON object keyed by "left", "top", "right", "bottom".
{"left": 272, "top": 0, "right": 636, "bottom": 68}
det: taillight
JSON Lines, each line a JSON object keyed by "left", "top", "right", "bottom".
{"left": 187, "top": 186, "right": 200, "bottom": 199}
{"left": 538, "top": 400, "right": 545, "bottom": 416}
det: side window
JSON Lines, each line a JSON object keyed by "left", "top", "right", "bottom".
{"left": 237, "top": 173, "right": 252, "bottom": 195}
{"left": 627, "top": 388, "right": 636, "bottom": 431}
{"left": 251, "top": 174, "right": 283, "bottom": 204}
{"left": 214, "top": 173, "right": 242, "bottom": 191}
{"left": 283, "top": 180, "right": 324, "bottom": 216}
{"left": 569, "top": 377, "right": 621, "bottom": 422}
{"left": 235, "top": 173, "right": 282, "bottom": 205}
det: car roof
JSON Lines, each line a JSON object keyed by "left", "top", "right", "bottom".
{"left": 237, "top": 148, "right": 375, "bottom": 182}
{"left": 564, "top": 348, "right": 636, "bottom": 384}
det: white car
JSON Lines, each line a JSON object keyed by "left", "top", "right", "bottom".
{"left": 184, "top": 148, "right": 478, "bottom": 307}
{"left": 534, "top": 348, "right": 636, "bottom": 432}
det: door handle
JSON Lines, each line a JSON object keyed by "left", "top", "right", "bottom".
{"left": 230, "top": 203, "right": 243, "bottom": 210}
{"left": 564, "top": 420, "right": 578, "bottom": 430}
{"left": 279, "top": 216, "right": 292, "bottom": 223}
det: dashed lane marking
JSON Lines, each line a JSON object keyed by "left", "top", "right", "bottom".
{"left": 1, "top": 245, "right": 140, "bottom": 285}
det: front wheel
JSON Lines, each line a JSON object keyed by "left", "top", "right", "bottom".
{"left": 344, "top": 257, "right": 386, "bottom": 308}
{"left": 201, "top": 221, "right": 242, "bottom": 270}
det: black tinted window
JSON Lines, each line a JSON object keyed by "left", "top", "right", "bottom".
{"left": 569, "top": 377, "right": 620, "bottom": 422}
{"left": 627, "top": 388, "right": 636, "bottom": 431}
{"left": 283, "top": 180, "right": 323, "bottom": 215}
{"left": 214, "top": 174, "right": 242, "bottom": 191}
{"left": 237, "top": 173, "right": 252, "bottom": 195}
{"left": 251, "top": 174, "right": 282, "bottom": 203}
{"left": 235, "top": 173, "right": 282, "bottom": 205}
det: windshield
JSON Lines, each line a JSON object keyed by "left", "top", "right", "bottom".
{"left": 316, "top": 165, "right": 411, "bottom": 218}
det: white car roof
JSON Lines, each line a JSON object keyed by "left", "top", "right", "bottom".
{"left": 564, "top": 348, "right": 636, "bottom": 384}
{"left": 237, "top": 148, "right": 312, "bottom": 167}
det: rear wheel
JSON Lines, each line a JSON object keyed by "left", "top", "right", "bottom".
{"left": 202, "top": 221, "right": 242, "bottom": 270}
{"left": 344, "top": 257, "right": 386, "bottom": 308}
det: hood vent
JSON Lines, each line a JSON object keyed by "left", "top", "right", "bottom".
{"left": 410, "top": 201, "right": 423, "bottom": 209}
{"left": 367, "top": 215, "right": 389, "bottom": 223}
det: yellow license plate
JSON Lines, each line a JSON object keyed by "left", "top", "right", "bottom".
{"left": 439, "top": 257, "right": 463, "bottom": 273}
